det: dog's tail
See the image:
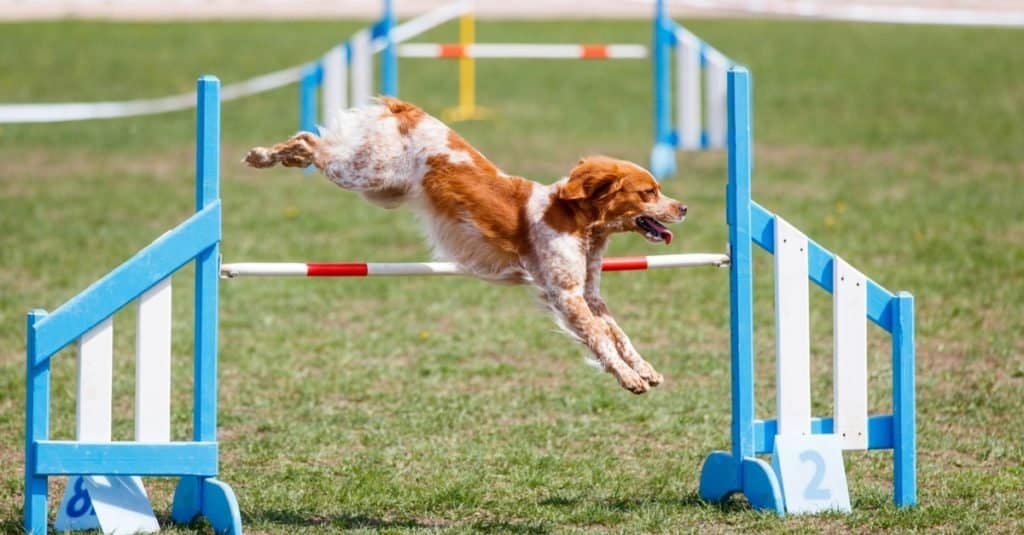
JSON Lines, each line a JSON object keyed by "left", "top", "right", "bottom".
{"left": 244, "top": 132, "right": 324, "bottom": 170}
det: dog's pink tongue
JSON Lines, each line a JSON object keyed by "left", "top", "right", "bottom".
{"left": 648, "top": 219, "right": 673, "bottom": 245}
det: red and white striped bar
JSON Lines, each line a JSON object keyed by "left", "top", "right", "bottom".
{"left": 398, "top": 43, "right": 648, "bottom": 60}
{"left": 220, "top": 253, "right": 728, "bottom": 278}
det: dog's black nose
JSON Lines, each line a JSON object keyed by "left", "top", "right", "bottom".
{"left": 679, "top": 204, "right": 688, "bottom": 216}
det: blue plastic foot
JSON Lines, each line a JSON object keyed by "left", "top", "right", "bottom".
{"left": 650, "top": 143, "right": 677, "bottom": 180}
{"left": 741, "top": 457, "right": 784, "bottom": 514}
{"left": 698, "top": 450, "right": 740, "bottom": 502}
{"left": 698, "top": 452, "right": 785, "bottom": 515}
{"left": 172, "top": 476, "right": 242, "bottom": 534}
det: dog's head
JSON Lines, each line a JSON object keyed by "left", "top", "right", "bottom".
{"left": 555, "top": 156, "right": 687, "bottom": 244}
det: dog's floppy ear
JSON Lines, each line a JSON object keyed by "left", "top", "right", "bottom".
{"left": 558, "top": 157, "right": 625, "bottom": 201}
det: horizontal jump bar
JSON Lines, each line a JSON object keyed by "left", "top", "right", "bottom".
{"left": 220, "top": 253, "right": 729, "bottom": 278}
{"left": 397, "top": 43, "right": 648, "bottom": 59}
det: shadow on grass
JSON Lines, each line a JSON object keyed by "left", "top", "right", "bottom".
{"left": 538, "top": 490, "right": 751, "bottom": 513}
{"left": 246, "top": 510, "right": 550, "bottom": 533}
{"left": 0, "top": 519, "right": 24, "bottom": 534}
{"left": 247, "top": 510, "right": 428, "bottom": 530}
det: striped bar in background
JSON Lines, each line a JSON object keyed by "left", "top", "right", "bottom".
{"left": 398, "top": 43, "right": 648, "bottom": 59}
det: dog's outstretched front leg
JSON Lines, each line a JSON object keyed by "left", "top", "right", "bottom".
{"left": 547, "top": 289, "right": 650, "bottom": 394}
{"left": 587, "top": 296, "right": 664, "bottom": 388}
{"left": 584, "top": 241, "right": 662, "bottom": 387}
{"left": 245, "top": 132, "right": 326, "bottom": 169}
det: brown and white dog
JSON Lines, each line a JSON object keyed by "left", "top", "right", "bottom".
{"left": 245, "top": 98, "right": 687, "bottom": 394}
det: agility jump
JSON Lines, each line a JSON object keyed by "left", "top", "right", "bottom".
{"left": 23, "top": 66, "right": 914, "bottom": 533}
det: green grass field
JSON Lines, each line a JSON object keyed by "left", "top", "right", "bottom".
{"left": 1, "top": 16, "right": 1022, "bottom": 534}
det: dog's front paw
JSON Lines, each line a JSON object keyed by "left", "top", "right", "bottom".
{"left": 633, "top": 361, "right": 664, "bottom": 387}
{"left": 614, "top": 368, "right": 650, "bottom": 395}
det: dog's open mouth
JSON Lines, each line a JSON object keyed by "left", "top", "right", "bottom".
{"left": 635, "top": 216, "right": 673, "bottom": 245}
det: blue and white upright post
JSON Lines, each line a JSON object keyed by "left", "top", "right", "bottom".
{"left": 381, "top": 0, "right": 399, "bottom": 97}
{"left": 650, "top": 0, "right": 677, "bottom": 179}
{"left": 697, "top": 66, "right": 784, "bottom": 512}
{"left": 299, "top": 62, "right": 322, "bottom": 134}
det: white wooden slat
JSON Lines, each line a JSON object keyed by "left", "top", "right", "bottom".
{"left": 135, "top": 278, "right": 172, "bottom": 443}
{"left": 320, "top": 46, "right": 347, "bottom": 127}
{"left": 704, "top": 49, "right": 729, "bottom": 149}
{"left": 351, "top": 29, "right": 373, "bottom": 107}
{"left": 774, "top": 216, "right": 812, "bottom": 436}
{"left": 77, "top": 318, "right": 113, "bottom": 442}
{"left": 833, "top": 256, "right": 869, "bottom": 450}
{"left": 676, "top": 31, "right": 702, "bottom": 150}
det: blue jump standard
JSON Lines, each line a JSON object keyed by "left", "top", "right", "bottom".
{"left": 698, "top": 67, "right": 916, "bottom": 513}
{"left": 23, "top": 76, "right": 241, "bottom": 535}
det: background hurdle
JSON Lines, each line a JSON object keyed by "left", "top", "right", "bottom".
{"left": 299, "top": 0, "right": 474, "bottom": 133}
{"left": 23, "top": 77, "right": 240, "bottom": 535}
{"left": 299, "top": 0, "right": 732, "bottom": 178}
{"left": 650, "top": 0, "right": 734, "bottom": 179}
{"left": 0, "top": 0, "right": 730, "bottom": 181}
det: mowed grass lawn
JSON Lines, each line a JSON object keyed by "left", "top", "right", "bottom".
{"left": 1, "top": 16, "right": 1022, "bottom": 534}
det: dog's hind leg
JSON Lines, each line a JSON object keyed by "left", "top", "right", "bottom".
{"left": 245, "top": 132, "right": 326, "bottom": 169}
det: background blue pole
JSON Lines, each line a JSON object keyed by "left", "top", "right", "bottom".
{"left": 299, "top": 64, "right": 320, "bottom": 133}
{"left": 381, "top": 0, "right": 398, "bottom": 96}
{"left": 650, "top": 0, "right": 676, "bottom": 179}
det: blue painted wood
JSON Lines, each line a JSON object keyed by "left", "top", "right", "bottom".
{"left": 24, "top": 310, "right": 50, "bottom": 535}
{"left": 33, "top": 442, "right": 219, "bottom": 476}
{"left": 749, "top": 201, "right": 895, "bottom": 332}
{"left": 380, "top": 0, "right": 398, "bottom": 97}
{"left": 299, "top": 63, "right": 319, "bottom": 134}
{"left": 892, "top": 292, "right": 917, "bottom": 507}
{"left": 752, "top": 415, "right": 896, "bottom": 454}
{"left": 171, "top": 476, "right": 201, "bottom": 524}
{"left": 195, "top": 77, "right": 221, "bottom": 444}
{"left": 649, "top": 0, "right": 676, "bottom": 179}
{"left": 30, "top": 203, "right": 221, "bottom": 364}
{"left": 698, "top": 451, "right": 740, "bottom": 502}
{"left": 23, "top": 74, "right": 239, "bottom": 534}
{"left": 370, "top": 16, "right": 390, "bottom": 39}
{"left": 172, "top": 477, "right": 241, "bottom": 534}
{"left": 726, "top": 67, "right": 756, "bottom": 473}
{"left": 742, "top": 457, "right": 784, "bottom": 514}
{"left": 197, "top": 76, "right": 219, "bottom": 210}
{"left": 202, "top": 478, "right": 243, "bottom": 534}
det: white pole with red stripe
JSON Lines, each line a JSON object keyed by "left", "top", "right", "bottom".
{"left": 398, "top": 43, "right": 648, "bottom": 60}
{"left": 220, "top": 253, "right": 728, "bottom": 278}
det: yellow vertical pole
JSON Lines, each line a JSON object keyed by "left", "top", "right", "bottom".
{"left": 458, "top": 12, "right": 476, "bottom": 116}
{"left": 445, "top": 9, "right": 490, "bottom": 121}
